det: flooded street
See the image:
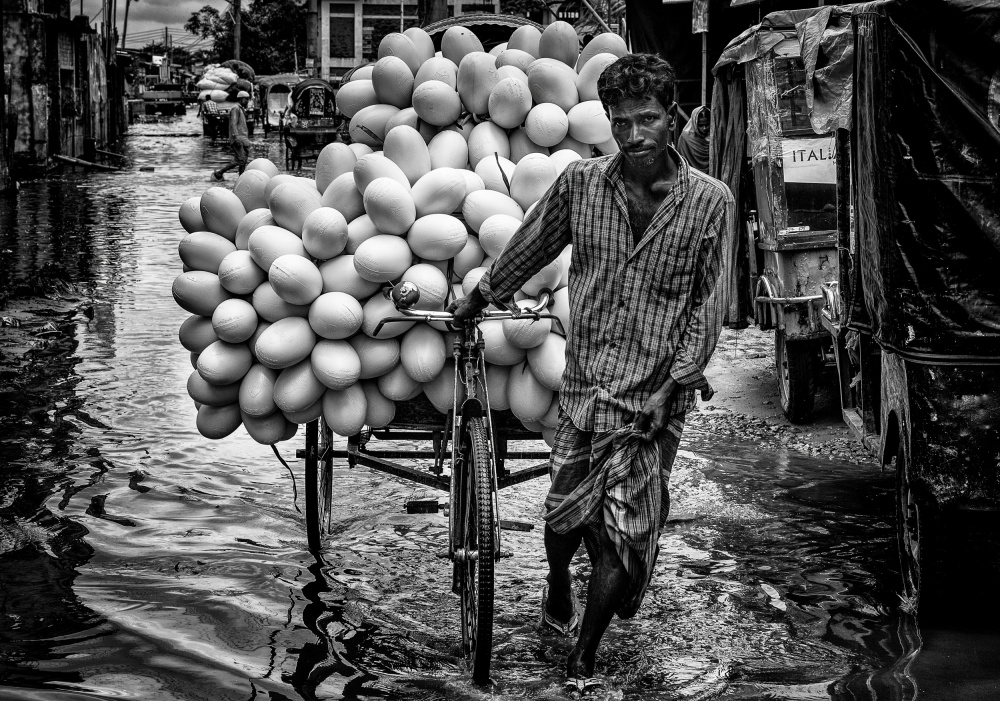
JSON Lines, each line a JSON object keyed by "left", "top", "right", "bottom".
{"left": 1, "top": 109, "right": 998, "bottom": 700}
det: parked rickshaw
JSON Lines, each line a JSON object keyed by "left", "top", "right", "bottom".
{"left": 283, "top": 78, "right": 344, "bottom": 169}
{"left": 712, "top": 0, "right": 1000, "bottom": 615}
{"left": 423, "top": 13, "right": 544, "bottom": 52}
{"left": 256, "top": 73, "right": 303, "bottom": 135}
{"left": 712, "top": 10, "right": 845, "bottom": 424}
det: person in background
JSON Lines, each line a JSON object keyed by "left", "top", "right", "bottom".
{"left": 212, "top": 90, "right": 252, "bottom": 181}
{"left": 676, "top": 105, "right": 711, "bottom": 172}
{"left": 446, "top": 54, "right": 734, "bottom": 693}
{"left": 198, "top": 93, "right": 220, "bottom": 120}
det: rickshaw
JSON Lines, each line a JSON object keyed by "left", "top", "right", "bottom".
{"left": 298, "top": 282, "right": 559, "bottom": 684}
{"left": 423, "top": 13, "right": 544, "bottom": 52}
{"left": 283, "top": 78, "right": 344, "bottom": 169}
{"left": 712, "top": 0, "right": 1000, "bottom": 615}
{"left": 712, "top": 9, "right": 847, "bottom": 424}
{"left": 256, "top": 73, "right": 303, "bottom": 135}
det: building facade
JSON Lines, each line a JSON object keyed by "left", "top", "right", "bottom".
{"left": 318, "top": 0, "right": 500, "bottom": 82}
{"left": 2, "top": 0, "right": 124, "bottom": 185}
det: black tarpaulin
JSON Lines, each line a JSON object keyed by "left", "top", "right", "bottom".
{"left": 852, "top": 0, "right": 1000, "bottom": 357}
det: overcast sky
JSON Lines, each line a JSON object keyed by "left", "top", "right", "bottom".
{"left": 78, "top": 0, "right": 231, "bottom": 51}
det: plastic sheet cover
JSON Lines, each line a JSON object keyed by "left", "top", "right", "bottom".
{"left": 714, "top": 7, "right": 855, "bottom": 134}
{"left": 710, "top": 8, "right": 855, "bottom": 326}
{"left": 852, "top": 0, "right": 1000, "bottom": 357}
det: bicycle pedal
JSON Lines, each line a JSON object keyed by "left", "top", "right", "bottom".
{"left": 498, "top": 550, "right": 512, "bottom": 559}
{"left": 405, "top": 498, "right": 440, "bottom": 514}
{"left": 499, "top": 519, "right": 534, "bottom": 532}
{"left": 436, "top": 549, "right": 450, "bottom": 559}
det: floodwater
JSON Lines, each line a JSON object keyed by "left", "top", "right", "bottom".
{"left": 1, "top": 110, "right": 998, "bottom": 700}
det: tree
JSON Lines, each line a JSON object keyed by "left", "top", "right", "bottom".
{"left": 500, "top": 0, "right": 548, "bottom": 18}
{"left": 185, "top": 0, "right": 308, "bottom": 75}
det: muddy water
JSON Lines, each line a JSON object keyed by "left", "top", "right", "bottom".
{"left": 1, "top": 110, "right": 998, "bottom": 700}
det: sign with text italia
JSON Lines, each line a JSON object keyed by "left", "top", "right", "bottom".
{"left": 782, "top": 136, "right": 836, "bottom": 184}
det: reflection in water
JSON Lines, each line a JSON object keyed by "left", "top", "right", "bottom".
{"left": 0, "top": 111, "right": 998, "bottom": 700}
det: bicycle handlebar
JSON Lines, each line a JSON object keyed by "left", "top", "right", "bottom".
{"left": 372, "top": 283, "right": 558, "bottom": 337}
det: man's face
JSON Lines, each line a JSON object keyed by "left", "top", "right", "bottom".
{"left": 609, "top": 96, "right": 672, "bottom": 169}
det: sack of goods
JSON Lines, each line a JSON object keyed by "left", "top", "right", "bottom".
{"left": 198, "top": 65, "right": 243, "bottom": 102}
{"left": 173, "top": 23, "right": 629, "bottom": 447}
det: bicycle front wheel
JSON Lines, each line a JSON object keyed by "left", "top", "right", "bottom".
{"left": 455, "top": 416, "right": 496, "bottom": 685}
{"left": 304, "top": 419, "right": 333, "bottom": 551}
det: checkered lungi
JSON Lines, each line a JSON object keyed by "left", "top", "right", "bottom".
{"left": 544, "top": 411, "right": 685, "bottom": 619}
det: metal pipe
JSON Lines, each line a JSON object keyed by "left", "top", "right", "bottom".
{"left": 754, "top": 294, "right": 824, "bottom": 305}
{"left": 577, "top": 0, "right": 612, "bottom": 34}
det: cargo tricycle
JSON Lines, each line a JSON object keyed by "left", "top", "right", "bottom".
{"left": 298, "top": 283, "right": 558, "bottom": 684}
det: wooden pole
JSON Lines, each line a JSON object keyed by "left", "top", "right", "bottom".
{"left": 701, "top": 32, "right": 708, "bottom": 105}
{"left": 234, "top": 0, "right": 241, "bottom": 61}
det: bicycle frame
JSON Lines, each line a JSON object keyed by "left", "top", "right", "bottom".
{"left": 373, "top": 285, "right": 561, "bottom": 568}
{"left": 449, "top": 320, "right": 501, "bottom": 565}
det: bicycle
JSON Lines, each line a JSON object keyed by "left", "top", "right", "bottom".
{"left": 300, "top": 282, "right": 560, "bottom": 684}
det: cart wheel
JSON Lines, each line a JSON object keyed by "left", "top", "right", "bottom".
{"left": 304, "top": 419, "right": 333, "bottom": 551}
{"left": 775, "top": 331, "right": 818, "bottom": 424}
{"left": 455, "top": 416, "right": 495, "bottom": 684}
{"left": 896, "top": 436, "right": 942, "bottom": 619}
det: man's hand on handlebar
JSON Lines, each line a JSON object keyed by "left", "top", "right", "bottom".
{"left": 446, "top": 286, "right": 490, "bottom": 323}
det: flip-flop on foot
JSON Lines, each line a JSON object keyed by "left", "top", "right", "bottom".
{"left": 563, "top": 677, "right": 606, "bottom": 697}
{"left": 540, "top": 584, "right": 581, "bottom": 637}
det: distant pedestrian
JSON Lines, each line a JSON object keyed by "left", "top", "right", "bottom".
{"left": 197, "top": 94, "right": 220, "bottom": 119}
{"left": 212, "top": 91, "right": 252, "bottom": 181}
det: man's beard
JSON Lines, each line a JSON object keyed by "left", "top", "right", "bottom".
{"left": 624, "top": 150, "right": 660, "bottom": 168}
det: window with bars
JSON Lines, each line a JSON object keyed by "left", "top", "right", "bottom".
{"left": 329, "top": 2, "right": 356, "bottom": 58}
{"left": 361, "top": 4, "right": 419, "bottom": 61}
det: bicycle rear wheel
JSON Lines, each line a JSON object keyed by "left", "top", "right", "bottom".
{"left": 454, "top": 416, "right": 496, "bottom": 684}
{"left": 304, "top": 419, "right": 333, "bottom": 551}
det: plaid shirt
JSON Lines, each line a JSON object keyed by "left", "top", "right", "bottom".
{"left": 480, "top": 148, "right": 735, "bottom": 432}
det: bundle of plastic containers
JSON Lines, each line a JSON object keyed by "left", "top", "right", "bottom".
{"left": 174, "top": 21, "right": 629, "bottom": 447}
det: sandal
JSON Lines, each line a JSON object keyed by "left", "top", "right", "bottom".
{"left": 540, "top": 584, "right": 581, "bottom": 637}
{"left": 563, "top": 677, "right": 606, "bottom": 697}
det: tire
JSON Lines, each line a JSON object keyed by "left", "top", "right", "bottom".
{"left": 304, "top": 419, "right": 333, "bottom": 551}
{"left": 454, "top": 417, "right": 495, "bottom": 685}
{"left": 895, "top": 436, "right": 942, "bottom": 620}
{"left": 775, "top": 331, "right": 818, "bottom": 424}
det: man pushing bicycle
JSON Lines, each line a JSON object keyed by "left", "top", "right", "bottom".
{"left": 448, "top": 53, "right": 735, "bottom": 692}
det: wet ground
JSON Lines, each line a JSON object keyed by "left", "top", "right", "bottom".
{"left": 1, "top": 109, "right": 998, "bottom": 700}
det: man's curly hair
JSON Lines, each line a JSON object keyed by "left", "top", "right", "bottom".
{"left": 597, "top": 54, "right": 676, "bottom": 113}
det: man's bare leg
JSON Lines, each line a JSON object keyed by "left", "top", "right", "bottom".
{"left": 566, "top": 524, "right": 629, "bottom": 678}
{"left": 543, "top": 523, "right": 582, "bottom": 622}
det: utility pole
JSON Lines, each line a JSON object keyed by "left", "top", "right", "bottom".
{"left": 233, "top": 0, "right": 241, "bottom": 61}
{"left": 122, "top": 0, "right": 135, "bottom": 50}
{"left": 163, "top": 26, "right": 172, "bottom": 82}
